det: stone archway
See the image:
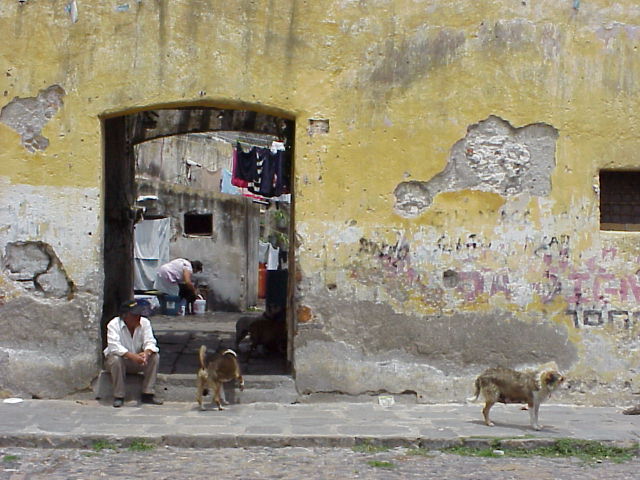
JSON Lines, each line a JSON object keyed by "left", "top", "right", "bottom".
{"left": 102, "top": 105, "right": 295, "bottom": 364}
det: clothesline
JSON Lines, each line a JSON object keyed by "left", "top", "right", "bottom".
{"left": 204, "top": 131, "right": 282, "bottom": 148}
{"left": 166, "top": 133, "right": 282, "bottom": 174}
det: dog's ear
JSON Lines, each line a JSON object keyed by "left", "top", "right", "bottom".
{"left": 542, "top": 371, "right": 563, "bottom": 385}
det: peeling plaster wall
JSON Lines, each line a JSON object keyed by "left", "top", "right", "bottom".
{"left": 2, "top": 1, "right": 640, "bottom": 403}
{"left": 0, "top": 85, "right": 65, "bottom": 152}
{"left": 0, "top": 181, "right": 102, "bottom": 290}
{"left": 4, "top": 241, "right": 75, "bottom": 298}
{"left": 394, "top": 116, "right": 558, "bottom": 216}
{"left": 0, "top": 180, "right": 102, "bottom": 397}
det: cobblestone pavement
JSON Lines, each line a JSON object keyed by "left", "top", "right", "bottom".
{"left": 1, "top": 446, "right": 639, "bottom": 480}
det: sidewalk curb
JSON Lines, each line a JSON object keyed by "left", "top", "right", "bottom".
{"left": 0, "top": 433, "right": 636, "bottom": 451}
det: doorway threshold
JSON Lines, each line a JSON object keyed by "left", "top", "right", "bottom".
{"left": 152, "top": 312, "right": 289, "bottom": 376}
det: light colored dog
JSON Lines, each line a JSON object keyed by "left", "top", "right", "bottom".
{"left": 468, "top": 362, "right": 565, "bottom": 430}
{"left": 196, "top": 345, "right": 244, "bottom": 411}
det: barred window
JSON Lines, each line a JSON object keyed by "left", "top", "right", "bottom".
{"left": 600, "top": 171, "right": 640, "bottom": 231}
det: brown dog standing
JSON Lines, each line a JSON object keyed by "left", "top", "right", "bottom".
{"left": 196, "top": 345, "right": 244, "bottom": 410}
{"left": 468, "top": 363, "right": 565, "bottom": 430}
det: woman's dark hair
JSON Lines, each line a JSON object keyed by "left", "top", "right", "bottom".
{"left": 190, "top": 260, "right": 203, "bottom": 273}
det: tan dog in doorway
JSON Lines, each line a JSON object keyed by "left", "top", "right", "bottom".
{"left": 468, "top": 362, "right": 565, "bottom": 430}
{"left": 196, "top": 345, "right": 244, "bottom": 411}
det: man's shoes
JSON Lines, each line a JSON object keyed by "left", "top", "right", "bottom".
{"left": 113, "top": 397, "right": 124, "bottom": 408}
{"left": 140, "top": 393, "right": 163, "bottom": 405}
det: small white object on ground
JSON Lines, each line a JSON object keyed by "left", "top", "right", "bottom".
{"left": 378, "top": 395, "right": 395, "bottom": 407}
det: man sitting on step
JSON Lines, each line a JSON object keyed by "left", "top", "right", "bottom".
{"left": 103, "top": 300, "right": 163, "bottom": 408}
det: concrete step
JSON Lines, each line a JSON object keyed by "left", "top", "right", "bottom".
{"left": 93, "top": 372, "right": 299, "bottom": 404}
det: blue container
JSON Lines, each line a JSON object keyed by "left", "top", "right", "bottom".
{"left": 134, "top": 294, "right": 161, "bottom": 317}
{"left": 162, "top": 295, "right": 182, "bottom": 315}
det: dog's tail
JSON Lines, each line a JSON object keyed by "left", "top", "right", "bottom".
{"left": 199, "top": 345, "right": 207, "bottom": 370}
{"left": 466, "top": 378, "right": 481, "bottom": 403}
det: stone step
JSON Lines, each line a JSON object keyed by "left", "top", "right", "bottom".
{"left": 158, "top": 373, "right": 295, "bottom": 389}
{"left": 93, "top": 372, "right": 298, "bottom": 404}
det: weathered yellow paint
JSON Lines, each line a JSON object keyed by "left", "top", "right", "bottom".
{"left": 3, "top": 0, "right": 640, "bottom": 403}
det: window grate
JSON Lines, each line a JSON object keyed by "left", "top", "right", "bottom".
{"left": 600, "top": 171, "right": 640, "bottom": 231}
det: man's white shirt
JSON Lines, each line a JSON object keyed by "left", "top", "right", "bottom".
{"left": 103, "top": 316, "right": 159, "bottom": 357}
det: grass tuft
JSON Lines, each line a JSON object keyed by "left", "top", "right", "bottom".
{"left": 353, "top": 442, "right": 390, "bottom": 454}
{"left": 92, "top": 440, "right": 117, "bottom": 452}
{"left": 405, "top": 447, "right": 435, "bottom": 457}
{"left": 444, "top": 438, "right": 637, "bottom": 463}
{"left": 367, "top": 460, "right": 395, "bottom": 469}
{"left": 127, "top": 440, "right": 155, "bottom": 452}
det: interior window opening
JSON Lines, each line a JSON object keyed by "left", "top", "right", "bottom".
{"left": 184, "top": 212, "right": 213, "bottom": 236}
{"left": 103, "top": 108, "right": 295, "bottom": 399}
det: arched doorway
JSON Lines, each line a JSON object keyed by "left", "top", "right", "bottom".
{"left": 102, "top": 106, "right": 295, "bottom": 397}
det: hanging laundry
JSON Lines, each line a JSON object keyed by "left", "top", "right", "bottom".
{"left": 248, "top": 147, "right": 268, "bottom": 195}
{"left": 221, "top": 168, "right": 241, "bottom": 195}
{"left": 258, "top": 241, "right": 270, "bottom": 264}
{"left": 272, "top": 149, "right": 290, "bottom": 196}
{"left": 231, "top": 144, "right": 254, "bottom": 188}
{"left": 253, "top": 148, "right": 291, "bottom": 197}
{"left": 267, "top": 244, "right": 280, "bottom": 270}
{"left": 231, "top": 142, "right": 291, "bottom": 197}
{"left": 252, "top": 148, "right": 278, "bottom": 197}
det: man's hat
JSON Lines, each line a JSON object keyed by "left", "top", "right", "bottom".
{"left": 120, "top": 299, "right": 145, "bottom": 316}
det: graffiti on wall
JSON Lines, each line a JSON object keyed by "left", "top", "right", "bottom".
{"left": 354, "top": 234, "right": 640, "bottom": 329}
{"left": 565, "top": 308, "right": 638, "bottom": 329}
{"left": 353, "top": 237, "right": 446, "bottom": 307}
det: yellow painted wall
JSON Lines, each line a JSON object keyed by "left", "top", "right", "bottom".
{"left": 2, "top": 1, "right": 640, "bottom": 403}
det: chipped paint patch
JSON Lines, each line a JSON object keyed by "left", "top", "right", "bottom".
{"left": 308, "top": 119, "right": 330, "bottom": 136}
{"left": 0, "top": 85, "right": 65, "bottom": 152}
{"left": 394, "top": 116, "right": 558, "bottom": 217}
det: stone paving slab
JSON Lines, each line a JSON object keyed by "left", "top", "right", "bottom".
{"left": 0, "top": 399, "right": 638, "bottom": 450}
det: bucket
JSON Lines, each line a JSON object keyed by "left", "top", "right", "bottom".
{"left": 162, "top": 295, "right": 182, "bottom": 315}
{"left": 193, "top": 298, "right": 206, "bottom": 315}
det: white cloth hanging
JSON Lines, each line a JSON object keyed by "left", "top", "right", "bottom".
{"left": 259, "top": 241, "right": 270, "bottom": 264}
{"left": 133, "top": 218, "right": 170, "bottom": 291}
{"left": 267, "top": 244, "right": 280, "bottom": 270}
